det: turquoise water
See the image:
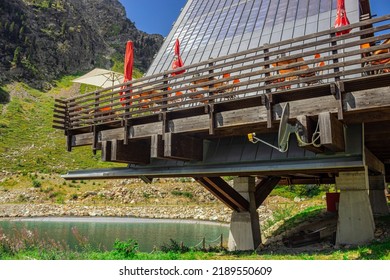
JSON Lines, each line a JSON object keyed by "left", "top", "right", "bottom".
{"left": 0, "top": 217, "right": 229, "bottom": 252}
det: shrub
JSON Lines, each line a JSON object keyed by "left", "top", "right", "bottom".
{"left": 160, "top": 239, "right": 190, "bottom": 253}
{"left": 113, "top": 239, "right": 139, "bottom": 258}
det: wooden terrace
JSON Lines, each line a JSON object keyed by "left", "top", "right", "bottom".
{"left": 54, "top": 15, "right": 390, "bottom": 184}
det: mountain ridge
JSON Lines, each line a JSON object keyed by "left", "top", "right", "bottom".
{"left": 0, "top": 0, "right": 163, "bottom": 88}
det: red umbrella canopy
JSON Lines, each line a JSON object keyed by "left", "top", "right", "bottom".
{"left": 334, "top": 0, "right": 351, "bottom": 36}
{"left": 124, "top": 40, "right": 134, "bottom": 82}
{"left": 172, "top": 39, "right": 185, "bottom": 76}
{"left": 120, "top": 40, "right": 134, "bottom": 105}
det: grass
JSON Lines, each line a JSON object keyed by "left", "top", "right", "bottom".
{"left": 0, "top": 81, "right": 122, "bottom": 174}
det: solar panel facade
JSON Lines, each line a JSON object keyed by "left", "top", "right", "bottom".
{"left": 146, "top": 0, "right": 360, "bottom": 76}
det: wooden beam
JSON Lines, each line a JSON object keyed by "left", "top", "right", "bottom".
{"left": 254, "top": 176, "right": 281, "bottom": 209}
{"left": 296, "top": 115, "right": 324, "bottom": 153}
{"left": 318, "top": 112, "right": 345, "bottom": 152}
{"left": 364, "top": 147, "right": 385, "bottom": 174}
{"left": 195, "top": 177, "right": 249, "bottom": 212}
{"left": 164, "top": 133, "right": 203, "bottom": 161}
{"left": 101, "top": 141, "right": 112, "bottom": 162}
{"left": 110, "top": 139, "right": 150, "bottom": 164}
{"left": 151, "top": 134, "right": 164, "bottom": 159}
{"left": 71, "top": 132, "right": 93, "bottom": 147}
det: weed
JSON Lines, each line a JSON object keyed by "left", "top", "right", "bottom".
{"left": 160, "top": 239, "right": 190, "bottom": 253}
{"left": 32, "top": 178, "right": 41, "bottom": 188}
{"left": 142, "top": 192, "right": 151, "bottom": 199}
{"left": 171, "top": 190, "right": 193, "bottom": 199}
{"left": 56, "top": 195, "right": 65, "bottom": 204}
{"left": 42, "top": 187, "right": 53, "bottom": 193}
{"left": 263, "top": 203, "right": 295, "bottom": 231}
{"left": 113, "top": 239, "right": 139, "bottom": 258}
{"left": 17, "top": 194, "right": 28, "bottom": 202}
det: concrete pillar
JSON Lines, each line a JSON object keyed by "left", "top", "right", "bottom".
{"left": 228, "top": 177, "right": 261, "bottom": 251}
{"left": 369, "top": 175, "right": 390, "bottom": 215}
{"left": 335, "top": 170, "right": 375, "bottom": 245}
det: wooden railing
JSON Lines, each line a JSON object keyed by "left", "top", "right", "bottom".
{"left": 53, "top": 15, "right": 390, "bottom": 134}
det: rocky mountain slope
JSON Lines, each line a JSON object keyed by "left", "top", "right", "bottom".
{"left": 0, "top": 0, "right": 163, "bottom": 88}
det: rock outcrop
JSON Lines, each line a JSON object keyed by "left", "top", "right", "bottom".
{"left": 0, "top": 0, "right": 163, "bottom": 88}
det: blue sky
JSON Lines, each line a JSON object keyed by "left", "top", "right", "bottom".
{"left": 118, "top": 0, "right": 187, "bottom": 36}
{"left": 118, "top": 0, "right": 390, "bottom": 36}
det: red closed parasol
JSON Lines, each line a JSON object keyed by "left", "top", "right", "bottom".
{"left": 334, "top": 0, "right": 351, "bottom": 36}
{"left": 120, "top": 40, "right": 134, "bottom": 105}
{"left": 171, "top": 39, "right": 185, "bottom": 76}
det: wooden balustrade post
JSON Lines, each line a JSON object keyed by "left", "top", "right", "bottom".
{"left": 162, "top": 74, "right": 169, "bottom": 113}
{"left": 331, "top": 32, "right": 341, "bottom": 82}
{"left": 263, "top": 44, "right": 273, "bottom": 128}
{"left": 94, "top": 90, "right": 99, "bottom": 125}
{"left": 208, "top": 61, "right": 215, "bottom": 102}
{"left": 264, "top": 44, "right": 271, "bottom": 94}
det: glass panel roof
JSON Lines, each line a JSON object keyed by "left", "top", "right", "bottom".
{"left": 146, "top": 0, "right": 359, "bottom": 76}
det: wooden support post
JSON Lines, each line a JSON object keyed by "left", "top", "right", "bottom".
{"left": 151, "top": 134, "right": 164, "bottom": 159}
{"left": 334, "top": 81, "right": 345, "bottom": 120}
{"left": 160, "top": 112, "right": 170, "bottom": 137}
{"left": 92, "top": 125, "right": 100, "bottom": 155}
{"left": 318, "top": 112, "right": 345, "bottom": 152}
{"left": 164, "top": 133, "right": 203, "bottom": 161}
{"left": 110, "top": 139, "right": 150, "bottom": 164}
{"left": 208, "top": 103, "right": 215, "bottom": 135}
{"left": 195, "top": 177, "right": 249, "bottom": 212}
{"left": 254, "top": 176, "right": 281, "bottom": 209}
{"left": 66, "top": 133, "right": 73, "bottom": 152}
{"left": 101, "top": 141, "right": 112, "bottom": 161}
{"left": 364, "top": 147, "right": 385, "bottom": 175}
{"left": 296, "top": 115, "right": 324, "bottom": 153}
{"left": 265, "top": 93, "right": 273, "bottom": 129}
{"left": 123, "top": 119, "right": 131, "bottom": 145}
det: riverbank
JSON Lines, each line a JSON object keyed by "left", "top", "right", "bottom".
{"left": 0, "top": 204, "right": 233, "bottom": 222}
{"left": 0, "top": 174, "right": 297, "bottom": 225}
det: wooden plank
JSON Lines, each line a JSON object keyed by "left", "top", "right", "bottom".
{"left": 195, "top": 177, "right": 249, "bottom": 212}
{"left": 52, "top": 125, "right": 65, "bottom": 130}
{"left": 111, "top": 139, "right": 150, "bottom": 164}
{"left": 101, "top": 141, "right": 112, "bottom": 162}
{"left": 364, "top": 147, "right": 385, "bottom": 174}
{"left": 318, "top": 112, "right": 345, "bottom": 152}
{"left": 151, "top": 134, "right": 164, "bottom": 159}
{"left": 72, "top": 132, "right": 93, "bottom": 147}
{"left": 164, "top": 133, "right": 203, "bottom": 161}
{"left": 54, "top": 103, "right": 66, "bottom": 110}
{"left": 54, "top": 99, "right": 68, "bottom": 104}
{"left": 53, "top": 119, "right": 65, "bottom": 125}
{"left": 296, "top": 115, "right": 324, "bottom": 153}
{"left": 254, "top": 176, "right": 281, "bottom": 208}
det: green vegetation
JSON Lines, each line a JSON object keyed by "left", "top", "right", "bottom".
{"left": 271, "top": 184, "right": 330, "bottom": 199}
{"left": 171, "top": 190, "right": 194, "bottom": 199}
{"left": 1, "top": 221, "right": 389, "bottom": 260}
{"left": 0, "top": 80, "right": 124, "bottom": 174}
{"left": 0, "top": 87, "right": 10, "bottom": 104}
{"left": 110, "top": 53, "right": 143, "bottom": 79}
